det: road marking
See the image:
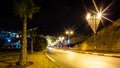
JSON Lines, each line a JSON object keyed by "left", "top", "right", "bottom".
{"left": 45, "top": 52, "right": 56, "bottom": 62}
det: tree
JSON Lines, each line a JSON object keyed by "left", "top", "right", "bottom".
{"left": 14, "top": 0, "right": 39, "bottom": 66}
{"left": 34, "top": 36, "right": 48, "bottom": 51}
{"left": 28, "top": 27, "right": 37, "bottom": 54}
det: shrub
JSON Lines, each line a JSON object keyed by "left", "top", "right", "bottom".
{"left": 34, "top": 36, "right": 48, "bottom": 51}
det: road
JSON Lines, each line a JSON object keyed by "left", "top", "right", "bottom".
{"left": 46, "top": 48, "right": 120, "bottom": 68}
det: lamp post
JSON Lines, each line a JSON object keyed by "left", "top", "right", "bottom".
{"left": 28, "top": 27, "right": 37, "bottom": 54}
{"left": 59, "top": 36, "right": 65, "bottom": 48}
{"left": 65, "top": 30, "right": 73, "bottom": 48}
{"left": 86, "top": 12, "right": 102, "bottom": 51}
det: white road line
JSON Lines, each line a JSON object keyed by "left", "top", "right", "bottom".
{"left": 45, "top": 52, "right": 56, "bottom": 62}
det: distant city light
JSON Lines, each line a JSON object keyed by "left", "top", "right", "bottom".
{"left": 6, "top": 38, "right": 11, "bottom": 43}
{"left": 8, "top": 39, "right": 11, "bottom": 42}
{"left": 67, "top": 39, "right": 70, "bottom": 45}
{"left": 16, "top": 35, "right": 19, "bottom": 38}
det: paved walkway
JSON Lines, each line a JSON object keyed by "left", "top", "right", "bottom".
{"left": 0, "top": 51, "right": 57, "bottom": 68}
{"left": 27, "top": 51, "right": 57, "bottom": 68}
{"left": 0, "top": 52, "right": 19, "bottom": 68}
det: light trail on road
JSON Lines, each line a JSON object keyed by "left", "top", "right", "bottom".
{"left": 47, "top": 48, "right": 120, "bottom": 68}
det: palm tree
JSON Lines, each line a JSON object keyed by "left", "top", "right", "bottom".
{"left": 14, "top": 0, "right": 39, "bottom": 66}
{"left": 28, "top": 27, "right": 37, "bottom": 54}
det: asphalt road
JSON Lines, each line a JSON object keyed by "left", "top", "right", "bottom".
{"left": 47, "top": 48, "right": 120, "bottom": 68}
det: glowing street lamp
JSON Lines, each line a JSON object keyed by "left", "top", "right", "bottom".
{"left": 66, "top": 31, "right": 73, "bottom": 36}
{"left": 97, "top": 13, "right": 102, "bottom": 19}
{"left": 65, "top": 30, "right": 74, "bottom": 46}
{"left": 85, "top": 0, "right": 113, "bottom": 51}
{"left": 58, "top": 36, "right": 65, "bottom": 48}
{"left": 86, "top": 12, "right": 102, "bottom": 51}
{"left": 59, "top": 36, "right": 65, "bottom": 42}
{"left": 86, "top": 12, "right": 102, "bottom": 34}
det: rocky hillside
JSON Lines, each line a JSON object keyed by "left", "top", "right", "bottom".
{"left": 76, "top": 19, "right": 120, "bottom": 52}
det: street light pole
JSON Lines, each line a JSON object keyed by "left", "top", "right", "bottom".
{"left": 65, "top": 30, "right": 73, "bottom": 48}
{"left": 59, "top": 36, "right": 65, "bottom": 48}
{"left": 86, "top": 13, "right": 102, "bottom": 51}
{"left": 28, "top": 27, "right": 37, "bottom": 54}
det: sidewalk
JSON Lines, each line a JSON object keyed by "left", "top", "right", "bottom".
{"left": 0, "top": 52, "right": 19, "bottom": 68}
{"left": 0, "top": 51, "right": 57, "bottom": 68}
{"left": 27, "top": 51, "right": 57, "bottom": 68}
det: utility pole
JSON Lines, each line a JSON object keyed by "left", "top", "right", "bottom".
{"left": 28, "top": 27, "right": 37, "bottom": 54}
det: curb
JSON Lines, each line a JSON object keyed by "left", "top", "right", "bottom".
{"left": 77, "top": 51, "right": 120, "bottom": 58}
{"left": 111, "top": 55, "right": 120, "bottom": 58}
{"left": 44, "top": 52, "right": 56, "bottom": 62}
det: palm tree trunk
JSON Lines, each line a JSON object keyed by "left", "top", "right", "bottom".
{"left": 19, "top": 16, "right": 27, "bottom": 66}
{"left": 30, "top": 35, "right": 35, "bottom": 54}
{"left": 30, "top": 36, "right": 33, "bottom": 54}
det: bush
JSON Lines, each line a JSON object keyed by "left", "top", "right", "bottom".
{"left": 33, "top": 36, "right": 48, "bottom": 51}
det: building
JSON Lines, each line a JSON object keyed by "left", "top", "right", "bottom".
{"left": 0, "top": 31, "right": 21, "bottom": 49}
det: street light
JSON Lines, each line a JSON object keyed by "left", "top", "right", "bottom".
{"left": 59, "top": 36, "right": 65, "bottom": 43}
{"left": 65, "top": 30, "right": 74, "bottom": 47}
{"left": 58, "top": 36, "right": 65, "bottom": 48}
{"left": 86, "top": 13, "right": 102, "bottom": 33}
{"left": 66, "top": 31, "right": 73, "bottom": 36}
{"left": 86, "top": 12, "right": 102, "bottom": 51}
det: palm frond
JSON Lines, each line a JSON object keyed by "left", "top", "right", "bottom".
{"left": 14, "top": 0, "right": 40, "bottom": 19}
{"left": 32, "top": 7, "right": 40, "bottom": 13}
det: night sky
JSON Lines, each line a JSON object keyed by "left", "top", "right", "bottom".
{"left": 0, "top": 0, "right": 120, "bottom": 35}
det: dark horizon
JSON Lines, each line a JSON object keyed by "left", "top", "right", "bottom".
{"left": 0, "top": 0, "right": 120, "bottom": 35}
